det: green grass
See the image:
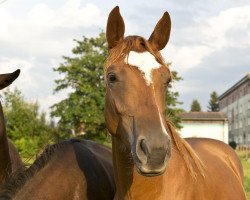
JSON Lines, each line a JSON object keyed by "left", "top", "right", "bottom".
{"left": 237, "top": 151, "right": 250, "bottom": 200}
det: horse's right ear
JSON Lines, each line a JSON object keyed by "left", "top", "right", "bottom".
{"left": 106, "top": 6, "right": 125, "bottom": 49}
{"left": 0, "top": 69, "right": 20, "bottom": 90}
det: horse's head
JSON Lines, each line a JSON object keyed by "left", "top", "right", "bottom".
{"left": 105, "top": 7, "right": 172, "bottom": 176}
{"left": 0, "top": 69, "right": 20, "bottom": 90}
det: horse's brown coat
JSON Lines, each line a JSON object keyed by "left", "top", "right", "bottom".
{"left": 105, "top": 6, "right": 246, "bottom": 200}
{"left": 0, "top": 139, "right": 115, "bottom": 200}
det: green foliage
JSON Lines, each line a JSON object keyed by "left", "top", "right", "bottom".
{"left": 229, "top": 141, "right": 237, "bottom": 149}
{"left": 52, "top": 32, "right": 184, "bottom": 142}
{"left": 51, "top": 32, "right": 107, "bottom": 142}
{"left": 165, "top": 71, "right": 184, "bottom": 129}
{"left": 207, "top": 91, "right": 219, "bottom": 112}
{"left": 2, "top": 88, "right": 56, "bottom": 158}
{"left": 190, "top": 99, "right": 202, "bottom": 112}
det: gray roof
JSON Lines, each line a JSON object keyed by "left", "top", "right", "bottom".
{"left": 180, "top": 112, "right": 227, "bottom": 121}
{"left": 218, "top": 73, "right": 250, "bottom": 100}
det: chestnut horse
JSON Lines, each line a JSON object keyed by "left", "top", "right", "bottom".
{"left": 0, "top": 139, "right": 115, "bottom": 200}
{"left": 0, "top": 70, "right": 23, "bottom": 185}
{"left": 105, "top": 7, "right": 246, "bottom": 200}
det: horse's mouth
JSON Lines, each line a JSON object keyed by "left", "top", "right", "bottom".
{"left": 135, "top": 164, "right": 166, "bottom": 177}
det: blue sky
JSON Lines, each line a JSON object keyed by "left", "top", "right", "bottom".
{"left": 0, "top": 0, "right": 250, "bottom": 117}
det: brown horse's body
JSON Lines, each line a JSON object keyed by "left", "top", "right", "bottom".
{"left": 0, "top": 70, "right": 23, "bottom": 185}
{"left": 112, "top": 135, "right": 246, "bottom": 199}
{"left": 0, "top": 139, "right": 115, "bottom": 200}
{"left": 105, "top": 7, "right": 246, "bottom": 200}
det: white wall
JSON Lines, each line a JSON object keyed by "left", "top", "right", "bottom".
{"left": 179, "top": 121, "right": 228, "bottom": 143}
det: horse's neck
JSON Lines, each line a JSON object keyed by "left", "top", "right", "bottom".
{"left": 0, "top": 102, "right": 11, "bottom": 183}
{"left": 112, "top": 137, "right": 169, "bottom": 200}
{"left": 13, "top": 148, "right": 87, "bottom": 200}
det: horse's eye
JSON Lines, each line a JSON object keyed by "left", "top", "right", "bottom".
{"left": 107, "top": 73, "right": 117, "bottom": 83}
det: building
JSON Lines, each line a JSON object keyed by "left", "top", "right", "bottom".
{"left": 179, "top": 112, "right": 228, "bottom": 143}
{"left": 218, "top": 73, "right": 250, "bottom": 145}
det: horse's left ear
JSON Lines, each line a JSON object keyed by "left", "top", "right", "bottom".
{"left": 148, "top": 12, "right": 171, "bottom": 51}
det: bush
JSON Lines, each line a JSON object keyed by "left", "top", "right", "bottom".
{"left": 229, "top": 141, "right": 237, "bottom": 149}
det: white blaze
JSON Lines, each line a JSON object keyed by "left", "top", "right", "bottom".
{"left": 126, "top": 51, "right": 170, "bottom": 136}
{"left": 126, "top": 51, "right": 161, "bottom": 85}
{"left": 158, "top": 108, "right": 169, "bottom": 136}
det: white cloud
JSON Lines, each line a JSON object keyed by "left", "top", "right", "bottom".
{"left": 0, "top": 1, "right": 103, "bottom": 57}
{"left": 165, "top": 44, "right": 212, "bottom": 71}
{"left": 163, "top": 5, "right": 250, "bottom": 72}
{"left": 201, "top": 5, "right": 250, "bottom": 48}
{"left": 27, "top": 1, "right": 102, "bottom": 29}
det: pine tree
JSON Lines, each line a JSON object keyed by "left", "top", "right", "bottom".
{"left": 208, "top": 91, "right": 219, "bottom": 112}
{"left": 165, "top": 71, "right": 184, "bottom": 129}
{"left": 190, "top": 99, "right": 202, "bottom": 112}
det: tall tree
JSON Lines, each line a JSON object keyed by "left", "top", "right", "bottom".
{"left": 190, "top": 99, "right": 202, "bottom": 112}
{"left": 52, "top": 32, "right": 184, "bottom": 142}
{"left": 51, "top": 32, "right": 107, "bottom": 142}
{"left": 165, "top": 71, "right": 184, "bottom": 129}
{"left": 3, "top": 88, "right": 56, "bottom": 158}
{"left": 208, "top": 91, "right": 219, "bottom": 111}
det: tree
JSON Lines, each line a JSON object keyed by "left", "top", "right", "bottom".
{"left": 165, "top": 71, "right": 184, "bottom": 129}
{"left": 208, "top": 91, "right": 219, "bottom": 112}
{"left": 51, "top": 32, "right": 107, "bottom": 142}
{"left": 2, "top": 88, "right": 56, "bottom": 158}
{"left": 52, "top": 32, "right": 184, "bottom": 142}
{"left": 190, "top": 99, "right": 202, "bottom": 112}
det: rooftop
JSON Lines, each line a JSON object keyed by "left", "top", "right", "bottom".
{"left": 180, "top": 112, "right": 227, "bottom": 121}
{"left": 218, "top": 73, "right": 250, "bottom": 100}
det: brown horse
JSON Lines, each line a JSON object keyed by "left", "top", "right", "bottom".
{"left": 0, "top": 70, "right": 23, "bottom": 185}
{"left": 105, "top": 7, "right": 246, "bottom": 200}
{"left": 0, "top": 139, "right": 115, "bottom": 200}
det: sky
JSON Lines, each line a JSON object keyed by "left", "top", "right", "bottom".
{"left": 0, "top": 0, "right": 250, "bottom": 118}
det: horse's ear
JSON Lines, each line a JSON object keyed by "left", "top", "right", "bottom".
{"left": 0, "top": 69, "right": 20, "bottom": 90}
{"left": 148, "top": 12, "right": 171, "bottom": 51}
{"left": 106, "top": 6, "right": 125, "bottom": 49}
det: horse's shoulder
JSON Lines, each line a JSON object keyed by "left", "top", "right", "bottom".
{"left": 184, "top": 137, "right": 244, "bottom": 182}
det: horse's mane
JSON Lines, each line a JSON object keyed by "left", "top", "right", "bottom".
{"left": 165, "top": 120, "right": 205, "bottom": 179}
{"left": 0, "top": 139, "right": 80, "bottom": 199}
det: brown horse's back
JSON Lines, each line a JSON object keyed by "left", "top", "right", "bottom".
{"left": 0, "top": 139, "right": 115, "bottom": 200}
{"left": 185, "top": 138, "right": 246, "bottom": 199}
{"left": 72, "top": 139, "right": 116, "bottom": 200}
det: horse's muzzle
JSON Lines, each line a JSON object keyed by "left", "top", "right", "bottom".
{"left": 135, "top": 135, "right": 171, "bottom": 176}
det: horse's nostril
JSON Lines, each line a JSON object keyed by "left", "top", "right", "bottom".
{"left": 140, "top": 139, "right": 149, "bottom": 156}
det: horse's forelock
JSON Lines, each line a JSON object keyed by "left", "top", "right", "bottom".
{"left": 104, "top": 36, "right": 170, "bottom": 73}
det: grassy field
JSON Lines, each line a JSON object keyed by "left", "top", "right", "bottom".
{"left": 237, "top": 151, "right": 250, "bottom": 200}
